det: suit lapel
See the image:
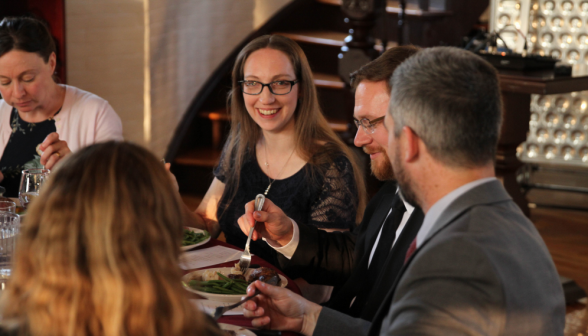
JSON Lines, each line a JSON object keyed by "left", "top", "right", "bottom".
{"left": 367, "top": 181, "right": 512, "bottom": 335}
{"left": 361, "top": 207, "right": 424, "bottom": 320}
{"left": 325, "top": 187, "right": 397, "bottom": 315}
{"left": 364, "top": 192, "right": 397, "bottom": 251}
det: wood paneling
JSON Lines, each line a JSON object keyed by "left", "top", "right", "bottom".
{"left": 532, "top": 207, "right": 588, "bottom": 336}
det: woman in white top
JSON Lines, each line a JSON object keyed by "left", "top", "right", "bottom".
{"left": 0, "top": 17, "right": 123, "bottom": 196}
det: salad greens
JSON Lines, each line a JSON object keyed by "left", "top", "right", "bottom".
{"left": 182, "top": 229, "right": 210, "bottom": 246}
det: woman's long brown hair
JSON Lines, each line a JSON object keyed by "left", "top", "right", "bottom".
{"left": 0, "top": 142, "right": 214, "bottom": 336}
{"left": 222, "top": 35, "right": 367, "bottom": 222}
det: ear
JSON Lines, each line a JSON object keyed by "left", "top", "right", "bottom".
{"left": 402, "top": 126, "right": 419, "bottom": 162}
{"left": 48, "top": 52, "right": 57, "bottom": 73}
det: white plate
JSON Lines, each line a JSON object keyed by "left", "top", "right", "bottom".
{"left": 182, "top": 267, "right": 288, "bottom": 303}
{"left": 181, "top": 227, "right": 211, "bottom": 251}
{"left": 218, "top": 323, "right": 255, "bottom": 336}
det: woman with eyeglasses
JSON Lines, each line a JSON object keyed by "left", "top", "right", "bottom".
{"left": 184, "top": 35, "right": 367, "bottom": 300}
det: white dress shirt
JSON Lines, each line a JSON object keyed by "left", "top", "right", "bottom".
{"left": 268, "top": 188, "right": 414, "bottom": 264}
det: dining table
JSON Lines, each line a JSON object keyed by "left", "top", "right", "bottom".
{"left": 183, "top": 237, "right": 301, "bottom": 336}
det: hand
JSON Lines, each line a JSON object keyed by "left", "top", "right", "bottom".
{"left": 38, "top": 132, "right": 71, "bottom": 169}
{"left": 164, "top": 162, "right": 179, "bottom": 192}
{"left": 237, "top": 198, "right": 294, "bottom": 246}
{"left": 243, "top": 280, "right": 322, "bottom": 336}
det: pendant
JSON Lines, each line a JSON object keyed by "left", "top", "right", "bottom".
{"left": 264, "top": 184, "right": 271, "bottom": 195}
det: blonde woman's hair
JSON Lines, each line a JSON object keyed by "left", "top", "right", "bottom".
{"left": 222, "top": 34, "right": 367, "bottom": 222}
{"left": 0, "top": 142, "right": 216, "bottom": 336}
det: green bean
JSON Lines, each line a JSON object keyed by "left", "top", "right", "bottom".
{"left": 182, "top": 229, "right": 210, "bottom": 246}
{"left": 211, "top": 285, "right": 237, "bottom": 294}
{"left": 216, "top": 272, "right": 232, "bottom": 282}
{"left": 233, "top": 283, "right": 248, "bottom": 291}
{"left": 187, "top": 273, "right": 247, "bottom": 295}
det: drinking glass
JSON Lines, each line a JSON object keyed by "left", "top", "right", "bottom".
{"left": 19, "top": 168, "right": 50, "bottom": 210}
{"left": 0, "top": 212, "right": 20, "bottom": 282}
{"left": 0, "top": 200, "right": 16, "bottom": 214}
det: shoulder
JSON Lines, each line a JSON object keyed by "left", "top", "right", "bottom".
{"left": 416, "top": 199, "right": 554, "bottom": 282}
{"left": 63, "top": 85, "right": 116, "bottom": 115}
{"left": 0, "top": 100, "right": 11, "bottom": 114}
{"left": 313, "top": 142, "right": 352, "bottom": 172}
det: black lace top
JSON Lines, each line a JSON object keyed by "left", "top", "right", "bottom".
{"left": 214, "top": 144, "right": 358, "bottom": 268}
{"left": 0, "top": 108, "right": 56, "bottom": 197}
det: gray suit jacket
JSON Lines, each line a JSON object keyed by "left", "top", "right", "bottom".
{"left": 314, "top": 180, "right": 565, "bottom": 336}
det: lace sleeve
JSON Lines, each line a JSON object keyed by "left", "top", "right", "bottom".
{"left": 309, "top": 155, "right": 358, "bottom": 229}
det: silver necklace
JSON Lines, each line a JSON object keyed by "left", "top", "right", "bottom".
{"left": 263, "top": 141, "right": 296, "bottom": 195}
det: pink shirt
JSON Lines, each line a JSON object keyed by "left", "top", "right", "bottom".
{"left": 0, "top": 85, "right": 123, "bottom": 158}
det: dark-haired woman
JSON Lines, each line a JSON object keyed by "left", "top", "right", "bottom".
{"left": 0, "top": 17, "right": 123, "bottom": 196}
{"left": 184, "top": 35, "right": 367, "bottom": 301}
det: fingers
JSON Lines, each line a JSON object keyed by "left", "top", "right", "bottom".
{"left": 39, "top": 133, "right": 70, "bottom": 169}
{"left": 251, "top": 316, "right": 271, "bottom": 328}
{"left": 260, "top": 197, "right": 275, "bottom": 212}
{"left": 240, "top": 200, "right": 258, "bottom": 240}
{"left": 237, "top": 215, "right": 255, "bottom": 240}
{"left": 39, "top": 132, "right": 59, "bottom": 151}
{"left": 242, "top": 301, "right": 265, "bottom": 317}
{"left": 242, "top": 284, "right": 272, "bottom": 327}
{"left": 244, "top": 200, "right": 256, "bottom": 227}
{"left": 249, "top": 280, "right": 285, "bottom": 298}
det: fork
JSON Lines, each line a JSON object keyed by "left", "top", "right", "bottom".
{"left": 238, "top": 194, "right": 265, "bottom": 274}
{"left": 213, "top": 288, "right": 261, "bottom": 320}
{"left": 213, "top": 276, "right": 279, "bottom": 320}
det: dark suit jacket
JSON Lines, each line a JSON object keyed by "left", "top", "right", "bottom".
{"left": 277, "top": 181, "right": 424, "bottom": 321}
{"left": 314, "top": 180, "right": 566, "bottom": 336}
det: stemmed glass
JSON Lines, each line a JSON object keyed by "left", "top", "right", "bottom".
{"left": 19, "top": 168, "right": 50, "bottom": 210}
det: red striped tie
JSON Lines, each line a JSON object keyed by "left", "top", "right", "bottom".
{"left": 404, "top": 238, "right": 417, "bottom": 264}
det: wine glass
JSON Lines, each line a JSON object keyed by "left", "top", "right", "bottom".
{"left": 19, "top": 168, "right": 50, "bottom": 210}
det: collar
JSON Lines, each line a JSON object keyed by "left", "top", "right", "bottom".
{"left": 397, "top": 187, "right": 415, "bottom": 215}
{"left": 416, "top": 177, "right": 497, "bottom": 247}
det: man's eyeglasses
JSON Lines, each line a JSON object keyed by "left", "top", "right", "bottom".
{"left": 354, "top": 116, "right": 385, "bottom": 134}
{"left": 239, "top": 80, "right": 299, "bottom": 95}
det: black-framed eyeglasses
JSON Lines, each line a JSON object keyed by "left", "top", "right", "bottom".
{"left": 239, "top": 80, "right": 299, "bottom": 95}
{"left": 354, "top": 116, "right": 385, "bottom": 134}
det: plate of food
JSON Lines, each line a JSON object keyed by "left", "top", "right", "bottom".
{"left": 218, "top": 323, "right": 255, "bottom": 336}
{"left": 182, "top": 266, "right": 288, "bottom": 303}
{"left": 181, "top": 227, "right": 211, "bottom": 251}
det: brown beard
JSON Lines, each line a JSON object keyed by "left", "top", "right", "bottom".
{"left": 370, "top": 157, "right": 395, "bottom": 181}
{"left": 364, "top": 146, "right": 395, "bottom": 181}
